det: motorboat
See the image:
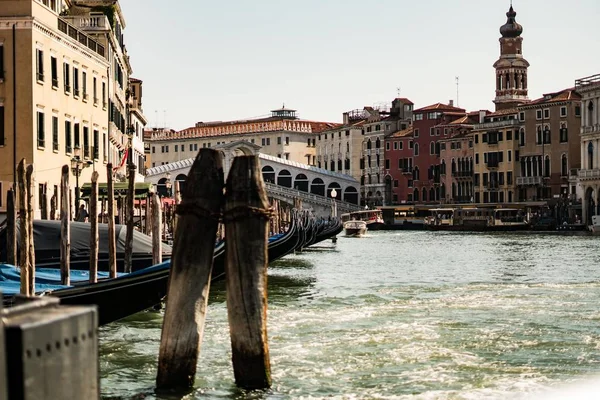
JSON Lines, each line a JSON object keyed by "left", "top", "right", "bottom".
{"left": 343, "top": 220, "right": 367, "bottom": 237}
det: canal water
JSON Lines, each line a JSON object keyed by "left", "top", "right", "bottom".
{"left": 100, "top": 231, "right": 600, "bottom": 399}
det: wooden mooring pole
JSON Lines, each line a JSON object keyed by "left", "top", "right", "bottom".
{"left": 151, "top": 193, "right": 162, "bottom": 265}
{"left": 89, "top": 171, "right": 99, "bottom": 283}
{"left": 60, "top": 165, "right": 70, "bottom": 286}
{"left": 17, "top": 160, "right": 30, "bottom": 296}
{"left": 125, "top": 163, "right": 136, "bottom": 273}
{"left": 7, "top": 188, "right": 16, "bottom": 265}
{"left": 224, "top": 155, "right": 272, "bottom": 390}
{"left": 107, "top": 164, "right": 117, "bottom": 278}
{"left": 26, "top": 164, "right": 35, "bottom": 295}
{"left": 156, "top": 149, "right": 224, "bottom": 393}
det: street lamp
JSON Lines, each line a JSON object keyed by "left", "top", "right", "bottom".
{"left": 165, "top": 172, "right": 172, "bottom": 197}
{"left": 330, "top": 188, "right": 337, "bottom": 218}
{"left": 70, "top": 145, "right": 92, "bottom": 210}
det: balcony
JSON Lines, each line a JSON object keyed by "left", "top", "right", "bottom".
{"left": 451, "top": 170, "right": 473, "bottom": 178}
{"left": 486, "top": 159, "right": 499, "bottom": 168}
{"left": 475, "top": 119, "right": 521, "bottom": 130}
{"left": 60, "top": 13, "right": 111, "bottom": 33}
{"left": 581, "top": 125, "right": 600, "bottom": 135}
{"left": 401, "top": 168, "right": 412, "bottom": 175}
{"left": 58, "top": 18, "right": 106, "bottom": 58}
{"left": 516, "top": 176, "right": 543, "bottom": 186}
{"left": 578, "top": 169, "right": 600, "bottom": 181}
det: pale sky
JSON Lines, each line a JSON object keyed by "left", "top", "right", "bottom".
{"left": 119, "top": 0, "right": 599, "bottom": 130}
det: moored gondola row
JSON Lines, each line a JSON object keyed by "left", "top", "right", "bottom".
{"left": 0, "top": 210, "right": 341, "bottom": 326}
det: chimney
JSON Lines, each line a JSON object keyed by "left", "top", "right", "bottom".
{"left": 479, "top": 110, "right": 487, "bottom": 124}
{"left": 343, "top": 112, "right": 349, "bottom": 125}
{"left": 449, "top": 100, "right": 454, "bottom": 107}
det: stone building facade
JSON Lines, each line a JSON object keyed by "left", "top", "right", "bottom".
{"left": 146, "top": 107, "right": 338, "bottom": 168}
{"left": 576, "top": 74, "right": 600, "bottom": 224}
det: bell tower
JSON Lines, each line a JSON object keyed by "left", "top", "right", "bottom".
{"left": 493, "top": 5, "right": 530, "bottom": 111}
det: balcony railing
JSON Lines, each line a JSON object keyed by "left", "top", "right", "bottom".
{"left": 452, "top": 170, "right": 473, "bottom": 178}
{"left": 581, "top": 125, "right": 600, "bottom": 135}
{"left": 61, "top": 14, "right": 111, "bottom": 32}
{"left": 475, "top": 119, "right": 521, "bottom": 130}
{"left": 516, "top": 176, "right": 543, "bottom": 186}
{"left": 578, "top": 169, "right": 600, "bottom": 179}
{"left": 58, "top": 18, "right": 106, "bottom": 58}
{"left": 486, "top": 160, "right": 499, "bottom": 168}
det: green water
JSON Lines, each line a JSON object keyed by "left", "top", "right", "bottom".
{"left": 100, "top": 231, "right": 600, "bottom": 399}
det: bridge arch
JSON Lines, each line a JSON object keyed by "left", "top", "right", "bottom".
{"left": 157, "top": 177, "right": 169, "bottom": 197}
{"left": 311, "top": 178, "right": 325, "bottom": 196}
{"left": 294, "top": 173, "right": 309, "bottom": 192}
{"left": 262, "top": 166, "right": 275, "bottom": 183}
{"left": 327, "top": 182, "right": 342, "bottom": 198}
{"left": 277, "top": 169, "right": 292, "bottom": 188}
{"left": 175, "top": 174, "right": 187, "bottom": 194}
{"left": 343, "top": 186, "right": 359, "bottom": 204}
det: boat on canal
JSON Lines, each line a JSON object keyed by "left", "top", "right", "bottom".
{"left": 341, "top": 209, "right": 385, "bottom": 231}
{"left": 424, "top": 207, "right": 530, "bottom": 231}
{"left": 343, "top": 220, "right": 368, "bottom": 237}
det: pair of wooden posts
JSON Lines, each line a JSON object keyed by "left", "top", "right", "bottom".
{"left": 156, "top": 149, "right": 271, "bottom": 393}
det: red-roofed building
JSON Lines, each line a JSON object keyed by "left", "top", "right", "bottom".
{"left": 145, "top": 106, "right": 340, "bottom": 168}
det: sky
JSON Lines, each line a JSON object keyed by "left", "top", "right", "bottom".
{"left": 119, "top": 0, "right": 600, "bottom": 130}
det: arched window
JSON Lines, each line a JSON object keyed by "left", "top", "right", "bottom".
{"left": 414, "top": 143, "right": 419, "bottom": 156}
{"left": 261, "top": 165, "right": 275, "bottom": 183}
{"left": 519, "top": 128, "right": 526, "bottom": 146}
{"left": 588, "top": 142, "right": 594, "bottom": 170}
{"left": 435, "top": 142, "right": 441, "bottom": 155}
{"left": 561, "top": 154, "right": 568, "bottom": 177}
{"left": 589, "top": 100, "right": 595, "bottom": 127}
{"left": 536, "top": 126, "right": 542, "bottom": 145}
{"left": 366, "top": 139, "right": 372, "bottom": 150}
{"left": 452, "top": 182, "right": 456, "bottom": 197}
{"left": 413, "top": 166, "right": 420, "bottom": 180}
{"left": 429, "top": 188, "right": 435, "bottom": 202}
{"left": 430, "top": 141, "right": 435, "bottom": 155}
{"left": 422, "top": 187, "right": 427, "bottom": 202}
{"left": 451, "top": 159, "right": 456, "bottom": 173}
{"left": 413, "top": 188, "right": 419, "bottom": 202}
{"left": 375, "top": 138, "right": 381, "bottom": 148}
{"left": 560, "top": 122, "right": 568, "bottom": 143}
{"left": 277, "top": 169, "right": 292, "bottom": 188}
{"left": 441, "top": 159, "right": 446, "bottom": 175}
{"left": 544, "top": 155, "right": 550, "bottom": 178}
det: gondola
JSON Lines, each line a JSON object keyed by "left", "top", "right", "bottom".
{"left": 0, "top": 220, "right": 172, "bottom": 272}
{"left": 1, "top": 219, "right": 301, "bottom": 326}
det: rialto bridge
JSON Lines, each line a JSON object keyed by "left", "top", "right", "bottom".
{"left": 145, "top": 141, "right": 362, "bottom": 217}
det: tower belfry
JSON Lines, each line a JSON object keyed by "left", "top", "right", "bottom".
{"left": 493, "top": 5, "right": 530, "bottom": 111}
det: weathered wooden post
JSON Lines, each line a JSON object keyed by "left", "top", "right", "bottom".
{"left": 107, "top": 164, "right": 117, "bottom": 279}
{"left": 124, "top": 163, "right": 136, "bottom": 273}
{"left": 145, "top": 193, "right": 152, "bottom": 235}
{"left": 156, "top": 149, "right": 223, "bottom": 393}
{"left": 89, "top": 171, "right": 99, "bottom": 283}
{"left": 151, "top": 193, "right": 162, "bottom": 266}
{"left": 172, "top": 180, "right": 181, "bottom": 235}
{"left": 7, "top": 188, "right": 16, "bottom": 265}
{"left": 17, "top": 160, "right": 30, "bottom": 296}
{"left": 224, "top": 155, "right": 272, "bottom": 390}
{"left": 60, "top": 165, "right": 71, "bottom": 286}
{"left": 26, "top": 165, "right": 35, "bottom": 295}
{"left": 41, "top": 183, "right": 48, "bottom": 219}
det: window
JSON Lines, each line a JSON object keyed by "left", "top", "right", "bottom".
{"left": 536, "top": 126, "right": 542, "bottom": 144}
{"left": 73, "top": 66, "right": 79, "bottom": 97}
{"left": 399, "top": 142, "right": 403, "bottom": 150}
{"left": 483, "top": 134, "right": 488, "bottom": 143}
{"left": 519, "top": 128, "right": 525, "bottom": 146}
{"left": 101, "top": 82, "right": 106, "bottom": 108}
{"left": 277, "top": 137, "right": 282, "bottom": 145}
{"left": 65, "top": 120, "right": 72, "bottom": 153}
{"left": 51, "top": 56, "right": 58, "bottom": 87}
{"left": 103, "top": 132, "right": 107, "bottom": 160}
{"left": 261, "top": 138, "right": 266, "bottom": 146}
{"left": 507, "top": 171, "right": 513, "bottom": 185}
{"left": 63, "top": 62, "right": 70, "bottom": 93}
{"left": 36, "top": 49, "right": 44, "bottom": 82}
{"left": 0, "top": 106, "right": 4, "bottom": 146}
{"left": 414, "top": 143, "right": 419, "bottom": 156}
{"left": 430, "top": 127, "right": 434, "bottom": 136}
{"left": 194, "top": 143, "right": 198, "bottom": 151}
{"left": 386, "top": 142, "right": 390, "bottom": 151}
{"left": 508, "top": 150, "right": 512, "bottom": 162}
{"left": 536, "top": 110, "right": 542, "bottom": 120}
{"left": 266, "top": 138, "right": 270, "bottom": 145}
{"left": 544, "top": 109, "right": 550, "bottom": 119}
{"left": 385, "top": 159, "right": 390, "bottom": 169}
{"left": 560, "top": 106, "right": 567, "bottom": 117}
{"left": 560, "top": 124, "right": 568, "bottom": 142}
{"left": 430, "top": 141, "right": 435, "bottom": 155}
{"left": 414, "top": 114, "right": 423, "bottom": 121}
{"left": 37, "top": 111, "right": 45, "bottom": 148}
{"left": 93, "top": 77, "right": 98, "bottom": 105}
{"left": 73, "top": 123, "right": 80, "bottom": 149}
{"left": 93, "top": 130, "right": 99, "bottom": 159}
{"left": 475, "top": 153, "right": 479, "bottom": 164}
{"left": 83, "top": 126, "right": 90, "bottom": 158}
{"left": 393, "top": 142, "right": 398, "bottom": 150}
{"left": 575, "top": 105, "right": 581, "bottom": 117}
{"left": 506, "top": 131, "right": 512, "bottom": 140}
{"left": 475, "top": 134, "right": 479, "bottom": 144}
{"left": 561, "top": 154, "right": 568, "bottom": 176}
{"left": 152, "top": 146, "right": 155, "bottom": 154}
{"left": 0, "top": 44, "right": 4, "bottom": 80}
{"left": 51, "top": 115, "right": 58, "bottom": 151}
{"left": 409, "top": 141, "right": 413, "bottom": 149}
{"left": 82, "top": 71, "right": 87, "bottom": 100}
{"left": 519, "top": 112, "right": 525, "bottom": 121}
{"left": 414, "top": 129, "right": 419, "bottom": 138}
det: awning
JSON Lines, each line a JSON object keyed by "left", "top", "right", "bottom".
{"left": 79, "top": 182, "right": 152, "bottom": 199}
